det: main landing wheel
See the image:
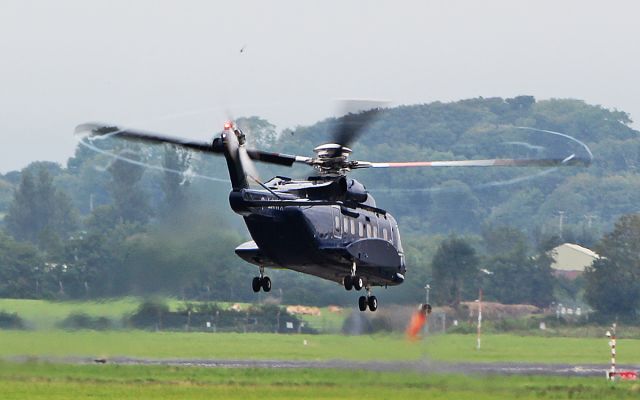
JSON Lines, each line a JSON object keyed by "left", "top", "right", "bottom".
{"left": 343, "top": 275, "right": 353, "bottom": 291}
{"left": 252, "top": 277, "right": 261, "bottom": 293}
{"left": 368, "top": 296, "right": 378, "bottom": 312}
{"left": 353, "top": 276, "right": 364, "bottom": 291}
{"left": 358, "top": 296, "right": 368, "bottom": 311}
{"left": 344, "top": 275, "right": 364, "bottom": 291}
{"left": 261, "top": 276, "right": 272, "bottom": 292}
{"left": 252, "top": 276, "right": 272, "bottom": 293}
{"left": 357, "top": 296, "right": 378, "bottom": 312}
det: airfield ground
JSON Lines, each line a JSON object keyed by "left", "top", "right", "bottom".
{"left": 2, "top": 362, "right": 640, "bottom": 400}
{"left": 1, "top": 330, "right": 639, "bottom": 365}
{"left": 1, "top": 298, "right": 639, "bottom": 398}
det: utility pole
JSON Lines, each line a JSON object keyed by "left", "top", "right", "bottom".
{"left": 477, "top": 269, "right": 493, "bottom": 350}
{"left": 476, "top": 288, "right": 483, "bottom": 350}
{"left": 425, "top": 283, "right": 431, "bottom": 305}
{"left": 585, "top": 214, "right": 595, "bottom": 229}
{"left": 424, "top": 283, "right": 431, "bottom": 334}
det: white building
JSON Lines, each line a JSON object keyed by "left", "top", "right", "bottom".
{"left": 549, "top": 243, "right": 600, "bottom": 279}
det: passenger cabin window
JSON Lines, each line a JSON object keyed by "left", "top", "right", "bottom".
{"left": 366, "top": 224, "right": 372, "bottom": 238}
{"left": 343, "top": 217, "right": 349, "bottom": 234}
{"left": 373, "top": 226, "right": 378, "bottom": 238}
{"left": 358, "top": 222, "right": 364, "bottom": 237}
{"left": 382, "top": 228, "right": 388, "bottom": 241}
{"left": 334, "top": 216, "right": 340, "bottom": 234}
{"left": 350, "top": 219, "right": 356, "bottom": 235}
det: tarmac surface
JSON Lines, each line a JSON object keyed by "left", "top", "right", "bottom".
{"left": 11, "top": 356, "right": 638, "bottom": 377}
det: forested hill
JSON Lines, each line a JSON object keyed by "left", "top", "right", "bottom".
{"left": 0, "top": 96, "right": 638, "bottom": 303}
{"left": 276, "top": 96, "right": 638, "bottom": 242}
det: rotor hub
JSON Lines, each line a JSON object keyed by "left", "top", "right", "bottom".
{"left": 313, "top": 143, "right": 352, "bottom": 159}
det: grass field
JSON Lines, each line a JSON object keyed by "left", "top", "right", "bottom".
{"left": 0, "top": 330, "right": 638, "bottom": 365}
{"left": 1, "top": 362, "right": 639, "bottom": 400}
{"left": 0, "top": 298, "right": 143, "bottom": 330}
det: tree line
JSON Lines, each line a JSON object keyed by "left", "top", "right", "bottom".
{"left": 0, "top": 100, "right": 639, "bottom": 319}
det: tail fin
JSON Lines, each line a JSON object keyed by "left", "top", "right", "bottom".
{"left": 220, "top": 125, "right": 251, "bottom": 190}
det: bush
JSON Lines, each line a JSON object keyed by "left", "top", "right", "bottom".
{"left": 58, "top": 313, "right": 113, "bottom": 330}
{"left": 126, "top": 301, "right": 170, "bottom": 330}
{"left": 0, "top": 311, "right": 25, "bottom": 329}
{"left": 125, "top": 301, "right": 315, "bottom": 333}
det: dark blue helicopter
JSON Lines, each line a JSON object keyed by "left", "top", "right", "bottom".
{"left": 76, "top": 109, "right": 589, "bottom": 311}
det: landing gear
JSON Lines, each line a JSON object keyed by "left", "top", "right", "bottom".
{"left": 261, "top": 276, "right": 271, "bottom": 292}
{"left": 368, "top": 295, "right": 378, "bottom": 311}
{"left": 343, "top": 276, "right": 353, "bottom": 291}
{"left": 358, "top": 296, "right": 367, "bottom": 311}
{"left": 357, "top": 288, "right": 378, "bottom": 312}
{"left": 343, "top": 275, "right": 364, "bottom": 291}
{"left": 343, "top": 262, "right": 364, "bottom": 291}
{"left": 252, "top": 277, "right": 262, "bottom": 293}
{"left": 353, "top": 276, "right": 364, "bottom": 291}
{"left": 252, "top": 267, "right": 271, "bottom": 293}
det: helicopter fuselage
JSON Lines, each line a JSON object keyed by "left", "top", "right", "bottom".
{"left": 230, "top": 179, "right": 406, "bottom": 288}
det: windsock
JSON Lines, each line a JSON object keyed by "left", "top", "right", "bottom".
{"left": 406, "top": 304, "right": 432, "bottom": 341}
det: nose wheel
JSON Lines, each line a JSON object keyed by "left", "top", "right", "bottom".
{"left": 252, "top": 267, "right": 271, "bottom": 293}
{"left": 357, "top": 288, "right": 378, "bottom": 312}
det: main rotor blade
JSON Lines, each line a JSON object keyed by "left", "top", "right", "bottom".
{"left": 75, "top": 123, "right": 220, "bottom": 153}
{"left": 333, "top": 108, "right": 382, "bottom": 148}
{"left": 245, "top": 149, "right": 312, "bottom": 167}
{"left": 328, "top": 100, "right": 386, "bottom": 156}
{"left": 359, "top": 154, "right": 591, "bottom": 169}
{"left": 75, "top": 122, "right": 311, "bottom": 167}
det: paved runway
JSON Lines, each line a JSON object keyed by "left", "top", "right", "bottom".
{"left": 14, "top": 356, "right": 638, "bottom": 377}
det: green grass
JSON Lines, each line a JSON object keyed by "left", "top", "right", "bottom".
{"left": 426, "top": 334, "right": 640, "bottom": 364}
{"left": 296, "top": 307, "right": 347, "bottom": 333}
{"left": 0, "top": 298, "right": 142, "bottom": 330}
{"left": 0, "top": 330, "right": 638, "bottom": 365}
{"left": 1, "top": 362, "right": 639, "bottom": 399}
{"left": 0, "top": 331, "right": 417, "bottom": 361}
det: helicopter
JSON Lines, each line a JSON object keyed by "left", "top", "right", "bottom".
{"left": 76, "top": 108, "right": 591, "bottom": 312}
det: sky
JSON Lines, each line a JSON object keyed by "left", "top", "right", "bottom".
{"left": 1, "top": 0, "right": 639, "bottom": 173}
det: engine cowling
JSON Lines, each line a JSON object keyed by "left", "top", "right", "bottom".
{"left": 344, "top": 178, "right": 368, "bottom": 203}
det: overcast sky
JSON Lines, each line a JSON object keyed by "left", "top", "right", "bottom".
{"left": 1, "top": 0, "right": 638, "bottom": 173}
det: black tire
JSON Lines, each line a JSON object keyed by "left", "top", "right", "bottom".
{"left": 353, "top": 276, "right": 364, "bottom": 291}
{"left": 262, "top": 276, "right": 272, "bottom": 292}
{"left": 343, "top": 276, "right": 353, "bottom": 291}
{"left": 358, "top": 296, "right": 367, "bottom": 312}
{"left": 368, "top": 296, "right": 378, "bottom": 312}
{"left": 252, "top": 277, "right": 261, "bottom": 293}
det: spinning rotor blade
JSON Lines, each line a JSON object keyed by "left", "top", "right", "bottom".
{"left": 75, "top": 123, "right": 220, "bottom": 153}
{"left": 75, "top": 122, "right": 310, "bottom": 167}
{"left": 328, "top": 100, "right": 386, "bottom": 157}
{"left": 360, "top": 154, "right": 591, "bottom": 169}
{"left": 333, "top": 108, "right": 382, "bottom": 148}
